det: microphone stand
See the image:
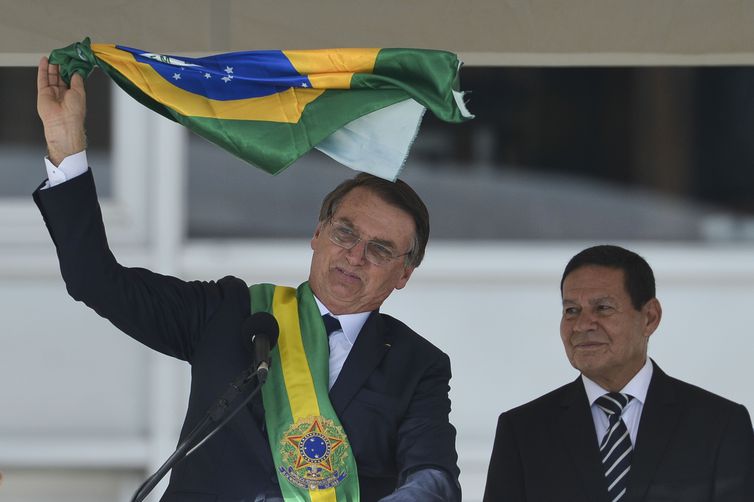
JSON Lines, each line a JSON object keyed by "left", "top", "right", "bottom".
{"left": 130, "top": 364, "right": 267, "bottom": 502}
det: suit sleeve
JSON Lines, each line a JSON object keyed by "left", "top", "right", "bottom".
{"left": 713, "top": 403, "right": 754, "bottom": 500}
{"left": 33, "top": 169, "right": 239, "bottom": 362}
{"left": 483, "top": 412, "right": 526, "bottom": 502}
{"left": 394, "top": 351, "right": 461, "bottom": 499}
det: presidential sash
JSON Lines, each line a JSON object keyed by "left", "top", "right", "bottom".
{"left": 250, "top": 282, "right": 360, "bottom": 502}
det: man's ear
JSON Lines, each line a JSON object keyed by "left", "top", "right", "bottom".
{"left": 642, "top": 297, "right": 662, "bottom": 338}
{"left": 311, "top": 222, "right": 323, "bottom": 250}
{"left": 395, "top": 266, "right": 415, "bottom": 290}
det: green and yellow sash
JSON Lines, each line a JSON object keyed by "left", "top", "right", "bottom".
{"left": 250, "top": 282, "right": 360, "bottom": 502}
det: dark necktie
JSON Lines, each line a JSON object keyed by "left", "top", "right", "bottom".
{"left": 322, "top": 314, "right": 342, "bottom": 336}
{"left": 595, "top": 392, "right": 634, "bottom": 502}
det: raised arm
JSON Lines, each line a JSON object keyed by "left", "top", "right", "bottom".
{"left": 37, "top": 56, "right": 87, "bottom": 165}
{"left": 34, "top": 56, "right": 241, "bottom": 363}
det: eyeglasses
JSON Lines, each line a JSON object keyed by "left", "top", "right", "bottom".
{"left": 327, "top": 220, "right": 411, "bottom": 266}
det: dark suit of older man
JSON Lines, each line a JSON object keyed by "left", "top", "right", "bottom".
{"left": 484, "top": 360, "right": 753, "bottom": 501}
{"left": 484, "top": 245, "right": 754, "bottom": 502}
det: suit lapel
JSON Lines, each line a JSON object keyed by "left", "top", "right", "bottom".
{"left": 329, "top": 311, "right": 389, "bottom": 416}
{"left": 555, "top": 379, "right": 611, "bottom": 502}
{"left": 625, "top": 361, "right": 681, "bottom": 502}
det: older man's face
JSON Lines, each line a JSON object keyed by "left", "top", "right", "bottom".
{"left": 308, "top": 187, "right": 415, "bottom": 315}
{"left": 560, "top": 265, "right": 661, "bottom": 391}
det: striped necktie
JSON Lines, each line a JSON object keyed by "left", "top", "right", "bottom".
{"left": 596, "top": 392, "right": 634, "bottom": 502}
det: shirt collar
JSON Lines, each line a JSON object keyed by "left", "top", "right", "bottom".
{"left": 582, "top": 358, "right": 654, "bottom": 406}
{"left": 313, "top": 296, "right": 370, "bottom": 345}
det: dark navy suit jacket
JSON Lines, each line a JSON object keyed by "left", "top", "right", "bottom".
{"left": 35, "top": 170, "right": 460, "bottom": 502}
{"left": 483, "top": 361, "right": 754, "bottom": 501}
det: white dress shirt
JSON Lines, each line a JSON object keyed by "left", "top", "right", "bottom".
{"left": 582, "top": 358, "right": 653, "bottom": 446}
{"left": 43, "top": 150, "right": 89, "bottom": 188}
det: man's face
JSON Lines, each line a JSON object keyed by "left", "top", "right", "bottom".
{"left": 560, "top": 265, "right": 661, "bottom": 390}
{"left": 309, "top": 187, "right": 416, "bottom": 315}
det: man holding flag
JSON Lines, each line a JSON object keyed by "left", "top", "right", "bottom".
{"left": 34, "top": 49, "right": 461, "bottom": 502}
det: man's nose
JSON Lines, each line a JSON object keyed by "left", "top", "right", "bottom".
{"left": 345, "top": 240, "right": 367, "bottom": 265}
{"left": 573, "top": 310, "right": 596, "bottom": 332}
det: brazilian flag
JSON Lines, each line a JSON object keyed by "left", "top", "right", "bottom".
{"left": 49, "top": 38, "right": 472, "bottom": 180}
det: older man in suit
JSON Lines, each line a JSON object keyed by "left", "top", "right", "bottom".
{"left": 484, "top": 244, "right": 754, "bottom": 502}
{"left": 35, "top": 56, "right": 459, "bottom": 501}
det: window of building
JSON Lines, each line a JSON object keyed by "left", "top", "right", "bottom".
{"left": 0, "top": 67, "right": 112, "bottom": 197}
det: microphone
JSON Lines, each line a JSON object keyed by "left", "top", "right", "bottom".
{"left": 241, "top": 312, "right": 279, "bottom": 384}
